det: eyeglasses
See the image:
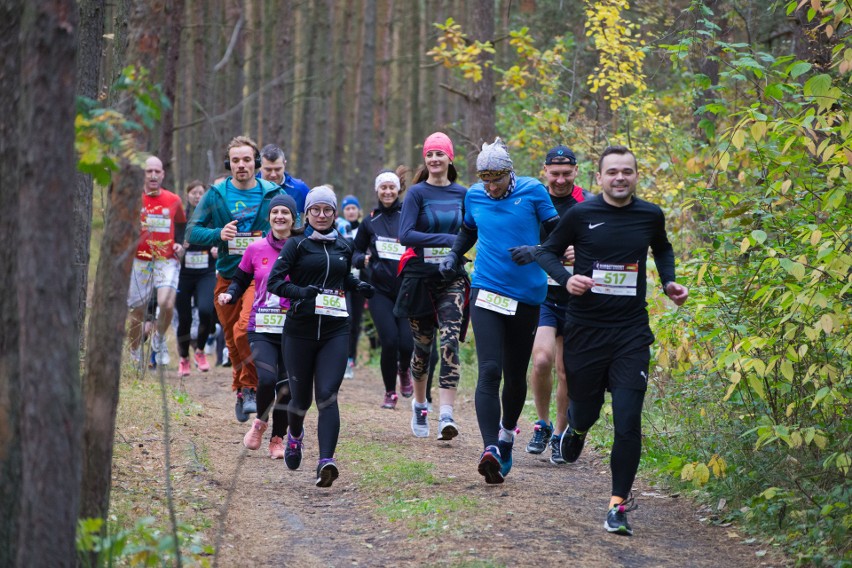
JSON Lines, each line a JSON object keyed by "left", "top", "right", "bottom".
{"left": 307, "top": 206, "right": 335, "bottom": 217}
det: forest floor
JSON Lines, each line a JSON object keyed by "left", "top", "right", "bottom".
{"left": 113, "top": 359, "right": 790, "bottom": 568}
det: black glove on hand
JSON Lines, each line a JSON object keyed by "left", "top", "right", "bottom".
{"left": 508, "top": 245, "right": 537, "bottom": 266}
{"left": 301, "top": 284, "right": 322, "bottom": 299}
{"left": 439, "top": 251, "right": 459, "bottom": 279}
{"left": 356, "top": 281, "right": 375, "bottom": 299}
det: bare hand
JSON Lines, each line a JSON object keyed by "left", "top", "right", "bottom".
{"left": 220, "top": 220, "right": 238, "bottom": 241}
{"left": 173, "top": 243, "right": 184, "bottom": 258}
{"left": 217, "top": 293, "right": 232, "bottom": 305}
{"left": 563, "top": 245, "right": 575, "bottom": 263}
{"left": 364, "top": 253, "right": 371, "bottom": 267}
{"left": 566, "top": 274, "right": 595, "bottom": 296}
{"left": 665, "top": 282, "right": 689, "bottom": 306}
{"left": 211, "top": 246, "right": 218, "bottom": 259}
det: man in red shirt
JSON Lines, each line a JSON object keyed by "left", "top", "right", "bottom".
{"left": 127, "top": 156, "right": 187, "bottom": 367}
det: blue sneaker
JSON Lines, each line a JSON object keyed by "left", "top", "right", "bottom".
{"left": 605, "top": 494, "right": 637, "bottom": 535}
{"left": 477, "top": 445, "right": 504, "bottom": 485}
{"left": 496, "top": 438, "right": 513, "bottom": 477}
{"left": 525, "top": 420, "right": 553, "bottom": 454}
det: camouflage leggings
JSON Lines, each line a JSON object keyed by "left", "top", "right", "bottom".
{"left": 408, "top": 276, "right": 465, "bottom": 390}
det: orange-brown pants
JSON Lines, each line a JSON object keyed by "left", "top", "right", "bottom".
{"left": 214, "top": 274, "right": 257, "bottom": 391}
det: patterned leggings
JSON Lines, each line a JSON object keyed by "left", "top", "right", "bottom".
{"left": 408, "top": 276, "right": 465, "bottom": 390}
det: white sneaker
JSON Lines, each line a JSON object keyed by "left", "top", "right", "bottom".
{"left": 153, "top": 333, "right": 171, "bottom": 366}
{"left": 410, "top": 399, "right": 429, "bottom": 438}
{"left": 343, "top": 359, "right": 355, "bottom": 380}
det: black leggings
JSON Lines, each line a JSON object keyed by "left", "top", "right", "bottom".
{"left": 569, "top": 388, "right": 644, "bottom": 499}
{"left": 284, "top": 334, "right": 348, "bottom": 460}
{"left": 249, "top": 333, "right": 289, "bottom": 438}
{"left": 470, "top": 290, "right": 540, "bottom": 448}
{"left": 368, "top": 292, "right": 413, "bottom": 393}
{"left": 175, "top": 270, "right": 216, "bottom": 358}
{"left": 345, "top": 291, "right": 365, "bottom": 361}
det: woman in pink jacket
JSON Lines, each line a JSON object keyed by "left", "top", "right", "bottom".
{"left": 218, "top": 194, "right": 300, "bottom": 458}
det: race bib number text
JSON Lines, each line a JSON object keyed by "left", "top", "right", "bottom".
{"left": 474, "top": 290, "right": 518, "bottom": 316}
{"left": 230, "top": 231, "right": 262, "bottom": 256}
{"left": 591, "top": 262, "right": 638, "bottom": 296}
{"left": 376, "top": 237, "right": 404, "bottom": 260}
{"left": 255, "top": 307, "right": 287, "bottom": 334}
{"left": 424, "top": 247, "right": 450, "bottom": 264}
{"left": 315, "top": 289, "right": 348, "bottom": 317}
{"left": 184, "top": 251, "right": 209, "bottom": 269}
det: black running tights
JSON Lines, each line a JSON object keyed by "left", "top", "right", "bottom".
{"left": 249, "top": 333, "right": 289, "bottom": 438}
{"left": 568, "top": 387, "right": 645, "bottom": 499}
{"left": 368, "top": 292, "right": 413, "bottom": 393}
{"left": 470, "top": 291, "right": 540, "bottom": 448}
{"left": 284, "top": 334, "right": 348, "bottom": 460}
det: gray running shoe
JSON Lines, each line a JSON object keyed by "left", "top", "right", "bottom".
{"left": 525, "top": 419, "right": 553, "bottom": 454}
{"left": 549, "top": 433, "right": 567, "bottom": 464}
{"left": 241, "top": 388, "right": 257, "bottom": 415}
{"left": 410, "top": 400, "right": 429, "bottom": 438}
{"left": 235, "top": 391, "right": 248, "bottom": 423}
{"left": 316, "top": 458, "right": 339, "bottom": 488}
{"left": 437, "top": 414, "right": 459, "bottom": 441}
{"left": 153, "top": 333, "right": 171, "bottom": 366}
{"left": 604, "top": 494, "right": 637, "bottom": 536}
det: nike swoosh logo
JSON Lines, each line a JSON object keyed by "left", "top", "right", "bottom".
{"left": 589, "top": 222, "right": 605, "bottom": 229}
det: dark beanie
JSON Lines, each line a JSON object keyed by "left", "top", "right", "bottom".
{"left": 269, "top": 193, "right": 298, "bottom": 220}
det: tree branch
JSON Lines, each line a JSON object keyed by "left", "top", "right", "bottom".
{"left": 213, "top": 12, "right": 244, "bottom": 72}
{"left": 439, "top": 82, "right": 470, "bottom": 101}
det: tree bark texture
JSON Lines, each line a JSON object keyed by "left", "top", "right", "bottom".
{"left": 14, "top": 1, "right": 82, "bottom": 566}
{"left": 0, "top": 1, "right": 23, "bottom": 564}
{"left": 159, "top": 0, "right": 184, "bottom": 186}
{"left": 73, "top": 0, "right": 105, "bottom": 352}
{"left": 464, "top": 0, "right": 496, "bottom": 180}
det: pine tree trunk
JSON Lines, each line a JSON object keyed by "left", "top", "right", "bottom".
{"left": 9, "top": 2, "right": 82, "bottom": 566}
{"left": 464, "top": 0, "right": 496, "bottom": 180}
{"left": 159, "top": 0, "right": 184, "bottom": 186}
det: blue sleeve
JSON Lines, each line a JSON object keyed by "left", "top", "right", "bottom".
{"left": 533, "top": 182, "right": 558, "bottom": 222}
{"left": 464, "top": 186, "right": 478, "bottom": 229}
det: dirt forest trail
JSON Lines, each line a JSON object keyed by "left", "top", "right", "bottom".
{"left": 165, "top": 362, "right": 785, "bottom": 568}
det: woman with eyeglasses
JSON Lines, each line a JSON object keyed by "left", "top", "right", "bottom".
{"left": 267, "top": 185, "right": 375, "bottom": 488}
{"left": 394, "top": 132, "right": 469, "bottom": 441}
{"left": 352, "top": 169, "right": 415, "bottom": 409}
{"left": 439, "top": 139, "right": 558, "bottom": 484}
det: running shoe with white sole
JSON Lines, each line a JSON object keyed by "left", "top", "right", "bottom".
{"left": 316, "top": 458, "right": 339, "bottom": 487}
{"left": 604, "top": 494, "right": 637, "bottom": 536}
{"left": 549, "top": 433, "right": 567, "bottom": 464}
{"left": 194, "top": 351, "right": 211, "bottom": 372}
{"left": 410, "top": 400, "right": 429, "bottom": 438}
{"left": 153, "top": 333, "right": 170, "bottom": 366}
{"left": 437, "top": 414, "right": 459, "bottom": 441}
{"left": 243, "top": 418, "right": 267, "bottom": 450}
{"left": 525, "top": 420, "right": 553, "bottom": 454}
{"left": 178, "top": 358, "right": 191, "bottom": 377}
{"left": 382, "top": 392, "right": 398, "bottom": 409}
{"left": 268, "top": 436, "right": 285, "bottom": 459}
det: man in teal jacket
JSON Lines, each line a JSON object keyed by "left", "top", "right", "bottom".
{"left": 188, "top": 135, "right": 284, "bottom": 422}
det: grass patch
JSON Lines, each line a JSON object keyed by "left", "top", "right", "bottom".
{"left": 378, "top": 494, "right": 480, "bottom": 536}
{"left": 337, "top": 439, "right": 439, "bottom": 489}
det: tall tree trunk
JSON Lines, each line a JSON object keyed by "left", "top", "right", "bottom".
{"left": 0, "top": 2, "right": 23, "bottom": 565}
{"left": 74, "top": 0, "right": 105, "bottom": 353}
{"left": 464, "top": 0, "right": 496, "bottom": 179}
{"left": 159, "top": 0, "right": 184, "bottom": 187}
{"left": 333, "top": 0, "right": 357, "bottom": 187}
{"left": 80, "top": 0, "right": 157, "bottom": 540}
{"left": 351, "top": 0, "right": 377, "bottom": 191}
{"left": 296, "top": 0, "right": 320, "bottom": 182}
{"left": 7, "top": 1, "right": 81, "bottom": 566}
{"left": 313, "top": 0, "right": 333, "bottom": 185}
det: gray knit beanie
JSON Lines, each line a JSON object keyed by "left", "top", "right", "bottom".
{"left": 304, "top": 185, "right": 337, "bottom": 212}
{"left": 476, "top": 137, "right": 513, "bottom": 174}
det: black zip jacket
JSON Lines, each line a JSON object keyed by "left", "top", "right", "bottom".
{"left": 267, "top": 233, "right": 362, "bottom": 340}
{"left": 352, "top": 200, "right": 403, "bottom": 299}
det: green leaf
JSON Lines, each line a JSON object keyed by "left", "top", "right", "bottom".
{"left": 751, "top": 230, "right": 767, "bottom": 244}
{"left": 803, "top": 74, "right": 832, "bottom": 97}
{"left": 788, "top": 61, "right": 812, "bottom": 78}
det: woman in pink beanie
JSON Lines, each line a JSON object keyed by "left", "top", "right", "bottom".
{"left": 394, "top": 132, "right": 469, "bottom": 442}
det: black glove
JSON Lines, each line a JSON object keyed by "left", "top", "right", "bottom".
{"left": 356, "top": 281, "right": 375, "bottom": 299}
{"left": 300, "top": 284, "right": 322, "bottom": 299}
{"left": 439, "top": 251, "right": 459, "bottom": 279}
{"left": 508, "top": 245, "right": 537, "bottom": 266}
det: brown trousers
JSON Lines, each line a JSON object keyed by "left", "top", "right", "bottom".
{"left": 214, "top": 274, "right": 257, "bottom": 391}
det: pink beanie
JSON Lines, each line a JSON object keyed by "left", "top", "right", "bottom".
{"left": 422, "top": 132, "right": 454, "bottom": 162}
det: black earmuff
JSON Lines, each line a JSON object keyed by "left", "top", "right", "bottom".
{"left": 224, "top": 154, "right": 262, "bottom": 171}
